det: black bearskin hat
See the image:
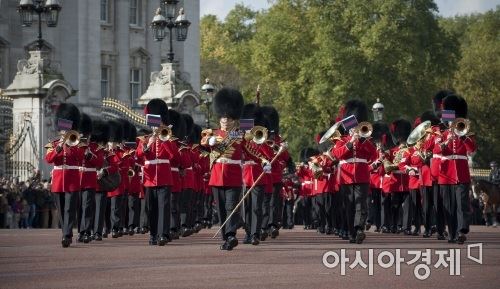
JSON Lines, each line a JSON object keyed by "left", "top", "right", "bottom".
{"left": 260, "top": 106, "right": 280, "bottom": 134}
{"left": 107, "top": 119, "right": 124, "bottom": 143}
{"left": 242, "top": 104, "right": 267, "bottom": 127}
{"left": 372, "top": 121, "right": 396, "bottom": 150}
{"left": 189, "top": 124, "right": 202, "bottom": 144}
{"left": 90, "top": 119, "right": 110, "bottom": 144}
{"left": 55, "top": 103, "right": 80, "bottom": 130}
{"left": 117, "top": 119, "right": 132, "bottom": 142}
{"left": 391, "top": 119, "right": 412, "bottom": 143}
{"left": 182, "top": 114, "right": 194, "bottom": 137}
{"left": 420, "top": 110, "right": 440, "bottom": 126}
{"left": 168, "top": 109, "right": 187, "bottom": 139}
{"left": 79, "top": 113, "right": 92, "bottom": 137}
{"left": 213, "top": 88, "right": 244, "bottom": 120}
{"left": 300, "top": 147, "right": 319, "bottom": 163}
{"left": 432, "top": 90, "right": 453, "bottom": 113}
{"left": 443, "top": 94, "right": 468, "bottom": 118}
{"left": 343, "top": 99, "right": 368, "bottom": 123}
{"left": 128, "top": 123, "right": 137, "bottom": 142}
{"left": 145, "top": 98, "right": 169, "bottom": 125}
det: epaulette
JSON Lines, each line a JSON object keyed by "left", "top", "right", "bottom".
{"left": 44, "top": 142, "right": 53, "bottom": 149}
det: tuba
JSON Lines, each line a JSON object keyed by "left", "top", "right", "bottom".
{"left": 355, "top": 122, "right": 373, "bottom": 138}
{"left": 62, "top": 130, "right": 80, "bottom": 146}
{"left": 154, "top": 125, "right": 172, "bottom": 141}
{"left": 450, "top": 118, "right": 470, "bottom": 137}
{"left": 246, "top": 126, "right": 268, "bottom": 144}
{"left": 383, "top": 145, "right": 407, "bottom": 174}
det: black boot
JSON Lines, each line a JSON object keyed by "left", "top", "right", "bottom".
{"left": 220, "top": 236, "right": 238, "bottom": 251}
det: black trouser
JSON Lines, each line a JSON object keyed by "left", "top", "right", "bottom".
{"left": 146, "top": 186, "right": 171, "bottom": 238}
{"left": 441, "top": 184, "right": 471, "bottom": 239}
{"left": 381, "top": 193, "right": 392, "bottom": 228}
{"left": 409, "top": 189, "right": 422, "bottom": 232}
{"left": 282, "top": 198, "right": 294, "bottom": 227}
{"left": 110, "top": 195, "right": 123, "bottom": 231}
{"left": 324, "top": 193, "right": 333, "bottom": 229}
{"left": 433, "top": 183, "right": 445, "bottom": 235}
{"left": 332, "top": 192, "right": 345, "bottom": 231}
{"left": 54, "top": 192, "right": 78, "bottom": 238}
{"left": 342, "top": 184, "right": 369, "bottom": 237}
{"left": 244, "top": 185, "right": 264, "bottom": 236}
{"left": 193, "top": 192, "right": 203, "bottom": 224}
{"left": 213, "top": 186, "right": 241, "bottom": 238}
{"left": 261, "top": 193, "right": 271, "bottom": 230}
{"left": 400, "top": 192, "right": 412, "bottom": 230}
{"left": 180, "top": 188, "right": 193, "bottom": 228}
{"left": 76, "top": 191, "right": 83, "bottom": 234}
{"left": 140, "top": 197, "right": 149, "bottom": 229}
{"left": 121, "top": 193, "right": 128, "bottom": 230}
{"left": 421, "top": 186, "right": 433, "bottom": 233}
{"left": 128, "top": 194, "right": 140, "bottom": 229}
{"left": 269, "top": 183, "right": 283, "bottom": 227}
{"left": 170, "top": 192, "right": 180, "bottom": 231}
{"left": 203, "top": 194, "right": 213, "bottom": 223}
{"left": 313, "top": 193, "right": 332, "bottom": 229}
{"left": 93, "top": 191, "right": 106, "bottom": 235}
{"left": 368, "top": 189, "right": 382, "bottom": 229}
{"left": 391, "top": 192, "right": 406, "bottom": 230}
{"left": 104, "top": 197, "right": 111, "bottom": 234}
{"left": 80, "top": 189, "right": 95, "bottom": 235}
{"left": 302, "top": 196, "right": 312, "bottom": 227}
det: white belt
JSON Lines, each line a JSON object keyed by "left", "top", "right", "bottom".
{"left": 440, "top": 155, "right": 468, "bottom": 160}
{"left": 53, "top": 165, "right": 80, "bottom": 170}
{"left": 339, "top": 158, "right": 367, "bottom": 165}
{"left": 215, "top": 158, "right": 241, "bottom": 165}
{"left": 392, "top": 170, "right": 404, "bottom": 174}
{"left": 80, "top": 167, "right": 97, "bottom": 172}
{"left": 171, "top": 167, "right": 179, "bottom": 172}
{"left": 432, "top": 154, "right": 442, "bottom": 159}
{"left": 243, "top": 161, "right": 257, "bottom": 166}
{"left": 144, "top": 159, "right": 170, "bottom": 165}
{"left": 184, "top": 167, "right": 193, "bottom": 170}
{"left": 302, "top": 181, "right": 312, "bottom": 185}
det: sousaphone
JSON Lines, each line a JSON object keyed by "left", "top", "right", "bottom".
{"left": 319, "top": 121, "right": 342, "bottom": 144}
{"left": 407, "top": 120, "right": 431, "bottom": 145}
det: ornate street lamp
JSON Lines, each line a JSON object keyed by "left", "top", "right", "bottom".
{"left": 17, "top": 0, "right": 62, "bottom": 50}
{"left": 201, "top": 78, "right": 216, "bottom": 128}
{"left": 150, "top": 1, "right": 191, "bottom": 63}
{"left": 372, "top": 98, "right": 384, "bottom": 121}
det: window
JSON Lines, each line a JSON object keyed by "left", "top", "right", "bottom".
{"left": 101, "top": 67, "right": 109, "bottom": 98}
{"left": 130, "top": 69, "right": 142, "bottom": 104}
{"left": 100, "top": 0, "right": 109, "bottom": 22}
{"left": 129, "top": 0, "right": 140, "bottom": 26}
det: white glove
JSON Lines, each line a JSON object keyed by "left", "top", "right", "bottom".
{"left": 208, "top": 136, "right": 217, "bottom": 146}
{"left": 263, "top": 163, "right": 272, "bottom": 172}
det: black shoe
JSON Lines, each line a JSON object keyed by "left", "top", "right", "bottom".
{"left": 431, "top": 226, "right": 437, "bottom": 235}
{"left": 77, "top": 233, "right": 84, "bottom": 243}
{"left": 448, "top": 238, "right": 457, "bottom": 243}
{"left": 111, "top": 230, "right": 119, "bottom": 238}
{"left": 437, "top": 234, "right": 446, "bottom": 240}
{"left": 374, "top": 227, "right": 381, "bottom": 233}
{"left": 134, "top": 227, "right": 141, "bottom": 234}
{"left": 128, "top": 227, "right": 135, "bottom": 236}
{"left": 251, "top": 235, "right": 260, "bottom": 246}
{"left": 94, "top": 233, "right": 103, "bottom": 241}
{"left": 243, "top": 234, "right": 252, "bottom": 244}
{"left": 317, "top": 227, "right": 325, "bottom": 234}
{"left": 61, "top": 237, "right": 71, "bottom": 248}
{"left": 140, "top": 227, "right": 147, "bottom": 234}
{"left": 270, "top": 226, "right": 279, "bottom": 238}
{"left": 102, "top": 232, "right": 108, "bottom": 238}
{"left": 422, "top": 231, "right": 431, "bottom": 238}
{"left": 220, "top": 236, "right": 238, "bottom": 251}
{"left": 326, "top": 227, "right": 333, "bottom": 235}
{"left": 381, "top": 226, "right": 390, "bottom": 233}
{"left": 341, "top": 231, "right": 349, "bottom": 240}
{"left": 194, "top": 222, "right": 203, "bottom": 233}
{"left": 355, "top": 230, "right": 366, "bottom": 244}
{"left": 333, "top": 228, "right": 339, "bottom": 235}
{"left": 403, "top": 229, "right": 412, "bottom": 235}
{"left": 149, "top": 236, "right": 158, "bottom": 245}
{"left": 83, "top": 234, "right": 92, "bottom": 244}
{"left": 260, "top": 229, "right": 268, "bottom": 241}
{"left": 365, "top": 223, "right": 372, "bottom": 231}
{"left": 412, "top": 230, "right": 420, "bottom": 236}
{"left": 158, "top": 236, "right": 168, "bottom": 246}
{"left": 180, "top": 227, "right": 190, "bottom": 237}
{"left": 457, "top": 233, "right": 467, "bottom": 244}
{"left": 170, "top": 230, "right": 180, "bottom": 240}
{"left": 349, "top": 237, "right": 356, "bottom": 243}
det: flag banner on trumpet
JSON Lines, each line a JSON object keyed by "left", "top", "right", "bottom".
{"left": 146, "top": 114, "right": 162, "bottom": 127}
{"left": 341, "top": 115, "right": 358, "bottom": 131}
{"left": 57, "top": 118, "right": 73, "bottom": 131}
{"left": 441, "top": 110, "right": 456, "bottom": 122}
{"left": 240, "top": 118, "right": 254, "bottom": 131}
{"left": 124, "top": 142, "right": 137, "bottom": 149}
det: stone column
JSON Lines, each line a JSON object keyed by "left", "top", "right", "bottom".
{"left": 115, "top": 0, "right": 131, "bottom": 104}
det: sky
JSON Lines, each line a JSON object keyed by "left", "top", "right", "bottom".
{"left": 200, "top": 0, "right": 500, "bottom": 20}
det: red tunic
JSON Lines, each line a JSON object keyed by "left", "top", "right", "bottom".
{"left": 242, "top": 141, "right": 271, "bottom": 187}
{"left": 333, "top": 136, "right": 377, "bottom": 185}
{"left": 80, "top": 142, "right": 105, "bottom": 190}
{"left": 206, "top": 129, "right": 244, "bottom": 187}
{"left": 45, "top": 140, "right": 85, "bottom": 193}
{"left": 296, "top": 165, "right": 313, "bottom": 197}
{"left": 424, "top": 125, "right": 443, "bottom": 182}
{"left": 435, "top": 131, "right": 476, "bottom": 184}
{"left": 128, "top": 150, "right": 142, "bottom": 195}
{"left": 270, "top": 136, "right": 290, "bottom": 184}
{"left": 96, "top": 149, "right": 120, "bottom": 192}
{"left": 381, "top": 146, "right": 409, "bottom": 193}
{"left": 136, "top": 136, "right": 180, "bottom": 188}
{"left": 399, "top": 146, "right": 425, "bottom": 190}
{"left": 108, "top": 147, "right": 130, "bottom": 198}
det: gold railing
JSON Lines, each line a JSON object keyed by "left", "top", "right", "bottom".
{"left": 102, "top": 98, "right": 146, "bottom": 126}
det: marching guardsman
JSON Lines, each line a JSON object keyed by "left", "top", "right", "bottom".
{"left": 191, "top": 125, "right": 212, "bottom": 228}
{"left": 201, "top": 87, "right": 245, "bottom": 251}
{"left": 90, "top": 120, "right": 113, "bottom": 241}
{"left": 435, "top": 94, "right": 476, "bottom": 244}
{"left": 125, "top": 124, "right": 141, "bottom": 235}
{"left": 136, "top": 99, "right": 180, "bottom": 246}
{"left": 136, "top": 128, "right": 151, "bottom": 234}
{"left": 281, "top": 167, "right": 297, "bottom": 229}
{"left": 107, "top": 119, "right": 127, "bottom": 238}
{"left": 189, "top": 124, "right": 205, "bottom": 231}
{"left": 241, "top": 104, "right": 273, "bottom": 245}
{"left": 179, "top": 114, "right": 197, "bottom": 235}
{"left": 45, "top": 103, "right": 84, "bottom": 248}
{"left": 78, "top": 114, "right": 105, "bottom": 243}
{"left": 296, "top": 149, "right": 314, "bottom": 230}
{"left": 333, "top": 99, "right": 377, "bottom": 244}
{"left": 166, "top": 109, "right": 186, "bottom": 239}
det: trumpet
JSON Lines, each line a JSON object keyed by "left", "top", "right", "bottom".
{"left": 353, "top": 122, "right": 373, "bottom": 138}
{"left": 154, "top": 125, "right": 172, "bottom": 141}
{"left": 128, "top": 168, "right": 135, "bottom": 178}
{"left": 61, "top": 130, "right": 80, "bottom": 147}
{"left": 450, "top": 118, "right": 470, "bottom": 137}
{"left": 245, "top": 126, "right": 268, "bottom": 144}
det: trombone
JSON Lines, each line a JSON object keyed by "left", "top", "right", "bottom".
{"left": 153, "top": 125, "right": 172, "bottom": 141}
{"left": 353, "top": 122, "right": 373, "bottom": 138}
{"left": 61, "top": 130, "right": 80, "bottom": 147}
{"left": 244, "top": 126, "right": 268, "bottom": 144}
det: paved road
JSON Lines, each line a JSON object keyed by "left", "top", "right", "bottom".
{"left": 0, "top": 226, "right": 499, "bottom": 289}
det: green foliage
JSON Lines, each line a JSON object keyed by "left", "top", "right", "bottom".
{"left": 200, "top": 1, "right": 497, "bottom": 165}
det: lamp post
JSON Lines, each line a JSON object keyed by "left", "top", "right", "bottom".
{"left": 201, "top": 78, "right": 215, "bottom": 128}
{"left": 372, "top": 98, "right": 384, "bottom": 122}
{"left": 150, "top": 0, "right": 191, "bottom": 63}
{"left": 17, "top": 0, "right": 62, "bottom": 50}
